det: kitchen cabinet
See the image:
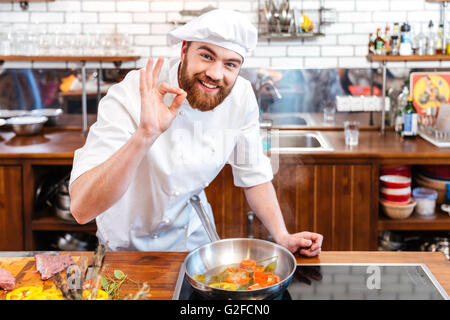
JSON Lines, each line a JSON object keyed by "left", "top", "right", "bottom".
{"left": 205, "top": 161, "right": 376, "bottom": 251}
{"left": 0, "top": 128, "right": 447, "bottom": 251}
{"left": 0, "top": 165, "right": 23, "bottom": 250}
{"left": 0, "top": 129, "right": 91, "bottom": 251}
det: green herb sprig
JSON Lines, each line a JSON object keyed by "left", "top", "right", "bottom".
{"left": 100, "top": 269, "right": 149, "bottom": 300}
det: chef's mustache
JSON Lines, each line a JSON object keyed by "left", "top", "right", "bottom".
{"left": 194, "top": 73, "right": 225, "bottom": 88}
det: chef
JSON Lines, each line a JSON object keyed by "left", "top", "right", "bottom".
{"left": 69, "top": 9, "right": 323, "bottom": 256}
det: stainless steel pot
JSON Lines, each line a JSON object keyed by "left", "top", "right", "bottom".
{"left": 55, "top": 205, "right": 77, "bottom": 223}
{"left": 184, "top": 195, "right": 296, "bottom": 300}
{"left": 56, "top": 192, "right": 70, "bottom": 210}
{"left": 7, "top": 116, "right": 48, "bottom": 136}
{"left": 29, "top": 108, "right": 63, "bottom": 126}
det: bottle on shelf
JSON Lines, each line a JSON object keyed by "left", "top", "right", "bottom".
{"left": 368, "top": 33, "right": 375, "bottom": 54}
{"left": 415, "top": 24, "right": 427, "bottom": 56}
{"left": 384, "top": 26, "right": 391, "bottom": 55}
{"left": 402, "top": 96, "right": 418, "bottom": 137}
{"left": 375, "top": 28, "right": 385, "bottom": 55}
{"left": 435, "top": 23, "right": 444, "bottom": 54}
{"left": 390, "top": 22, "right": 401, "bottom": 56}
{"left": 395, "top": 86, "right": 409, "bottom": 135}
{"left": 426, "top": 20, "right": 436, "bottom": 55}
{"left": 447, "top": 22, "right": 450, "bottom": 54}
{"left": 395, "top": 107, "right": 404, "bottom": 135}
{"left": 399, "top": 22, "right": 413, "bottom": 56}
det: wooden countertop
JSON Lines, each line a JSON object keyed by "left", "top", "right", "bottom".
{"left": 0, "top": 251, "right": 448, "bottom": 300}
{"left": 105, "top": 251, "right": 450, "bottom": 300}
{"left": 278, "top": 130, "right": 450, "bottom": 163}
{"left": 0, "top": 129, "right": 86, "bottom": 159}
{"left": 0, "top": 125, "right": 448, "bottom": 162}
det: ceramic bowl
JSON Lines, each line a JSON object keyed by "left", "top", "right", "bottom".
{"left": 380, "top": 198, "right": 416, "bottom": 220}
{"left": 380, "top": 175, "right": 412, "bottom": 188}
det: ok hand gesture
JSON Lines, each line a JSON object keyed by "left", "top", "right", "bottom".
{"left": 138, "top": 57, "right": 187, "bottom": 138}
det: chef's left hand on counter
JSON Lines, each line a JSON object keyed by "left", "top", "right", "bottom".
{"left": 278, "top": 231, "right": 323, "bottom": 257}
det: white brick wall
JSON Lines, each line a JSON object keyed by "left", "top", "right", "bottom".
{"left": 0, "top": 0, "right": 444, "bottom": 69}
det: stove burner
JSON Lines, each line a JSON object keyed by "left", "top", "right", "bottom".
{"left": 173, "top": 263, "right": 448, "bottom": 300}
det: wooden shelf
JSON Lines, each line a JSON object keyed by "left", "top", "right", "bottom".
{"left": 259, "top": 32, "right": 325, "bottom": 40}
{"left": 367, "top": 54, "right": 450, "bottom": 62}
{"left": 59, "top": 90, "right": 107, "bottom": 97}
{"left": 0, "top": 0, "right": 54, "bottom": 2}
{"left": 378, "top": 210, "right": 450, "bottom": 231}
{"left": 31, "top": 216, "right": 96, "bottom": 232}
{"left": 0, "top": 55, "right": 140, "bottom": 62}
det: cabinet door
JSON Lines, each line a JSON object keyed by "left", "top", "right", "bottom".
{"left": 205, "top": 165, "right": 251, "bottom": 239}
{"left": 206, "top": 163, "right": 374, "bottom": 250}
{"left": 273, "top": 164, "right": 374, "bottom": 251}
{"left": 0, "top": 166, "right": 23, "bottom": 250}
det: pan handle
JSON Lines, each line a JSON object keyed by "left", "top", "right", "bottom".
{"left": 189, "top": 195, "right": 220, "bottom": 242}
{"left": 246, "top": 211, "right": 255, "bottom": 238}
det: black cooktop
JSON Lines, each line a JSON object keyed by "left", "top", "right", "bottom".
{"left": 172, "top": 263, "right": 449, "bottom": 300}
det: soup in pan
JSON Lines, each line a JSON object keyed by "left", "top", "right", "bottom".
{"left": 193, "top": 257, "right": 281, "bottom": 291}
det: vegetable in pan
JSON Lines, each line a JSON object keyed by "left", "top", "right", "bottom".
{"left": 193, "top": 257, "right": 281, "bottom": 291}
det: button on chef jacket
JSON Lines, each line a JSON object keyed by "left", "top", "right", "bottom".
{"left": 69, "top": 58, "right": 274, "bottom": 251}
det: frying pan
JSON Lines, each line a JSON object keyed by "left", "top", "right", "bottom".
{"left": 184, "top": 195, "right": 296, "bottom": 300}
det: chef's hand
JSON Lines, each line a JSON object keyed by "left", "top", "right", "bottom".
{"left": 138, "top": 57, "right": 187, "bottom": 138}
{"left": 278, "top": 231, "right": 323, "bottom": 257}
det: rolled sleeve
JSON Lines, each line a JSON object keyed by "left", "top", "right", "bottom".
{"left": 227, "top": 83, "right": 273, "bottom": 188}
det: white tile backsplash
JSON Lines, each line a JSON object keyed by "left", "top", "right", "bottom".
{"left": 0, "top": 0, "right": 444, "bottom": 69}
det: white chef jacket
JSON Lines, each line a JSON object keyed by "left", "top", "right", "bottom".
{"left": 69, "top": 58, "right": 273, "bottom": 251}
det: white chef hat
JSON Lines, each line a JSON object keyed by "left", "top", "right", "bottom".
{"left": 167, "top": 9, "right": 257, "bottom": 58}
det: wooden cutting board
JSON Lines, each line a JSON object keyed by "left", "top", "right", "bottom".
{"left": 0, "top": 254, "right": 79, "bottom": 300}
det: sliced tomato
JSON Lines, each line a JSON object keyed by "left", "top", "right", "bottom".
{"left": 253, "top": 271, "right": 269, "bottom": 286}
{"left": 240, "top": 259, "right": 256, "bottom": 269}
{"left": 224, "top": 274, "right": 250, "bottom": 285}
{"left": 272, "top": 274, "right": 281, "bottom": 284}
{"left": 82, "top": 279, "right": 102, "bottom": 291}
{"left": 224, "top": 267, "right": 250, "bottom": 285}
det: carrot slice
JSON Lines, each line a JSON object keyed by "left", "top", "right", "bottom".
{"left": 240, "top": 259, "right": 256, "bottom": 269}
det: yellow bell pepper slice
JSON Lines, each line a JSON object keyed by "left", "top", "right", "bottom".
{"left": 209, "top": 282, "right": 237, "bottom": 291}
{"left": 82, "top": 289, "right": 109, "bottom": 300}
{"left": 31, "top": 288, "right": 64, "bottom": 300}
{"left": 6, "top": 286, "right": 43, "bottom": 300}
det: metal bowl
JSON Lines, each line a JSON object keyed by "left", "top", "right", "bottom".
{"left": 0, "top": 110, "right": 28, "bottom": 118}
{"left": 184, "top": 238, "right": 296, "bottom": 300}
{"left": 56, "top": 192, "right": 70, "bottom": 210}
{"left": 53, "top": 232, "right": 98, "bottom": 251}
{"left": 7, "top": 116, "right": 48, "bottom": 136}
{"left": 55, "top": 204, "right": 77, "bottom": 223}
{"left": 29, "top": 108, "right": 63, "bottom": 126}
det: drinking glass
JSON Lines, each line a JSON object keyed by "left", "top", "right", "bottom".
{"left": 344, "top": 121, "right": 360, "bottom": 146}
{"left": 323, "top": 106, "right": 336, "bottom": 124}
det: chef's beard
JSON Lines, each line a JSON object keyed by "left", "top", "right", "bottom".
{"left": 179, "top": 59, "right": 235, "bottom": 112}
